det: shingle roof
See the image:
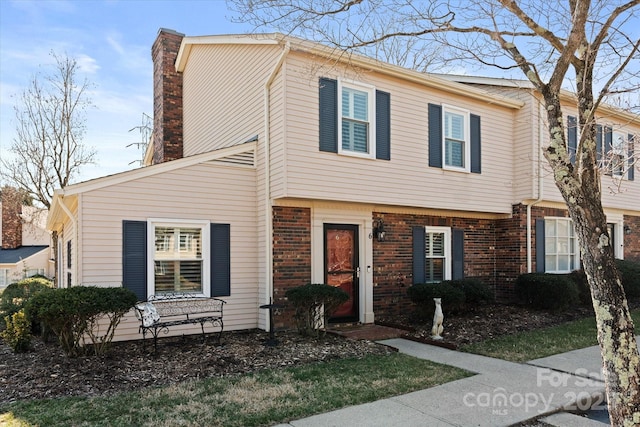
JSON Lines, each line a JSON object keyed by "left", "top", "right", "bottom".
{"left": 0, "top": 246, "right": 49, "bottom": 264}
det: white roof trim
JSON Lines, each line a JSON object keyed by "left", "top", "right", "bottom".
{"left": 175, "top": 33, "right": 524, "bottom": 109}
{"left": 57, "top": 141, "right": 257, "bottom": 196}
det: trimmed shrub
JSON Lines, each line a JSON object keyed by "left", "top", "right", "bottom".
{"left": 0, "top": 277, "right": 53, "bottom": 319}
{"left": 285, "top": 283, "right": 349, "bottom": 338}
{"left": 616, "top": 259, "right": 640, "bottom": 299}
{"left": 447, "top": 278, "right": 495, "bottom": 307}
{"left": 407, "top": 282, "right": 466, "bottom": 318}
{"left": 25, "top": 286, "right": 138, "bottom": 357}
{"left": 566, "top": 259, "right": 640, "bottom": 304}
{"left": 567, "top": 270, "right": 591, "bottom": 305}
{"left": 1, "top": 309, "right": 32, "bottom": 353}
{"left": 516, "top": 273, "right": 579, "bottom": 311}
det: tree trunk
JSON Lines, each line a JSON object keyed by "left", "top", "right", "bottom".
{"left": 542, "top": 93, "right": 640, "bottom": 426}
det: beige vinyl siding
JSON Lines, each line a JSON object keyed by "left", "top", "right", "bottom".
{"left": 532, "top": 103, "right": 640, "bottom": 212}
{"left": 182, "top": 44, "right": 282, "bottom": 156}
{"left": 278, "top": 52, "right": 517, "bottom": 214}
{"left": 269, "top": 64, "right": 287, "bottom": 199}
{"left": 75, "top": 162, "right": 258, "bottom": 341}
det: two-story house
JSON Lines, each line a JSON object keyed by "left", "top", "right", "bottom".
{"left": 46, "top": 29, "right": 639, "bottom": 341}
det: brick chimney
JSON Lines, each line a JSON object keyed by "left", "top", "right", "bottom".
{"left": 1, "top": 187, "right": 23, "bottom": 249}
{"left": 151, "top": 28, "right": 185, "bottom": 164}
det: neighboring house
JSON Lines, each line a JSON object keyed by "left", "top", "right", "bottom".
{"left": 46, "top": 29, "right": 639, "bottom": 341}
{"left": 1, "top": 188, "right": 52, "bottom": 287}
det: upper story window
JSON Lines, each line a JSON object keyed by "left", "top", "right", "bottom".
{"left": 596, "top": 124, "right": 635, "bottom": 181}
{"left": 611, "top": 131, "right": 628, "bottom": 178}
{"left": 428, "top": 103, "right": 481, "bottom": 174}
{"left": 338, "top": 80, "right": 375, "bottom": 157}
{"left": 151, "top": 220, "right": 210, "bottom": 296}
{"left": 443, "top": 106, "right": 470, "bottom": 170}
{"left": 319, "top": 77, "right": 390, "bottom": 161}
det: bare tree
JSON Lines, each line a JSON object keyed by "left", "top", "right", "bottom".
{"left": 1, "top": 52, "right": 96, "bottom": 288}
{"left": 1, "top": 52, "right": 96, "bottom": 210}
{"left": 230, "top": 0, "right": 640, "bottom": 424}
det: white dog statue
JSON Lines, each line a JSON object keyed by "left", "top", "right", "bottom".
{"left": 431, "top": 298, "right": 444, "bottom": 340}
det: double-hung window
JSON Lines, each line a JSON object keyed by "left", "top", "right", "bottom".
{"left": 424, "top": 227, "right": 452, "bottom": 283}
{"left": 544, "top": 218, "right": 578, "bottom": 273}
{"left": 443, "top": 105, "right": 470, "bottom": 171}
{"left": 149, "top": 220, "right": 210, "bottom": 296}
{"left": 611, "top": 131, "right": 628, "bottom": 178}
{"left": 338, "top": 80, "right": 375, "bottom": 157}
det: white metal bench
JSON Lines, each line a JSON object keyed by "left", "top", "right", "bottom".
{"left": 134, "top": 293, "right": 226, "bottom": 350}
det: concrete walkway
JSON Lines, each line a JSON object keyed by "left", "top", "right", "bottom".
{"left": 274, "top": 338, "right": 630, "bottom": 427}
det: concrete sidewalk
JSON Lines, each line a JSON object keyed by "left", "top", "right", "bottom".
{"left": 276, "top": 338, "right": 624, "bottom": 427}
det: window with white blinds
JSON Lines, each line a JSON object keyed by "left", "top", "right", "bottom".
{"left": 424, "top": 226, "right": 452, "bottom": 283}
{"left": 443, "top": 105, "right": 470, "bottom": 171}
{"left": 151, "top": 222, "right": 209, "bottom": 295}
{"left": 338, "top": 80, "right": 375, "bottom": 157}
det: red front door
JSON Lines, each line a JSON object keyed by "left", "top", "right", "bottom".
{"left": 324, "top": 224, "right": 359, "bottom": 322}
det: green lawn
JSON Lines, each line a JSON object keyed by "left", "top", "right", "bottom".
{"left": 461, "top": 308, "right": 640, "bottom": 362}
{"left": 0, "top": 353, "right": 471, "bottom": 427}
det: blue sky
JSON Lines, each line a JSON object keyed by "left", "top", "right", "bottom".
{"left": 0, "top": 0, "right": 253, "bottom": 182}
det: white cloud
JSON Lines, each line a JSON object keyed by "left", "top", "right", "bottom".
{"left": 76, "top": 54, "right": 100, "bottom": 74}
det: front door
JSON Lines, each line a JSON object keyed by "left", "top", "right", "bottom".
{"left": 324, "top": 224, "right": 359, "bottom": 322}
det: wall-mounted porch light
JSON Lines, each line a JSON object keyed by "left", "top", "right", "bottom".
{"left": 373, "top": 218, "right": 386, "bottom": 242}
{"left": 624, "top": 225, "right": 632, "bottom": 235}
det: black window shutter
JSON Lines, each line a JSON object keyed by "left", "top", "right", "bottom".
{"left": 567, "top": 115, "right": 577, "bottom": 165}
{"left": 628, "top": 134, "right": 635, "bottom": 181}
{"left": 412, "top": 226, "right": 426, "bottom": 284}
{"left": 376, "top": 90, "right": 391, "bottom": 160}
{"left": 211, "top": 223, "right": 231, "bottom": 297}
{"left": 604, "top": 126, "right": 613, "bottom": 176}
{"left": 535, "top": 219, "right": 545, "bottom": 273}
{"left": 452, "top": 229, "right": 464, "bottom": 280}
{"left": 470, "top": 114, "right": 481, "bottom": 174}
{"left": 319, "top": 78, "right": 338, "bottom": 153}
{"left": 122, "top": 220, "right": 147, "bottom": 301}
{"left": 596, "top": 124, "right": 603, "bottom": 165}
{"left": 428, "top": 104, "right": 442, "bottom": 168}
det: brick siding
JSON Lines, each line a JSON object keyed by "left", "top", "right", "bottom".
{"left": 624, "top": 215, "right": 640, "bottom": 262}
{"left": 272, "top": 206, "right": 312, "bottom": 328}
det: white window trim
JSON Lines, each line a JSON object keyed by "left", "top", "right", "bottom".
{"left": 424, "top": 226, "right": 452, "bottom": 282}
{"left": 441, "top": 104, "right": 471, "bottom": 173}
{"left": 147, "top": 218, "right": 211, "bottom": 298}
{"left": 544, "top": 217, "right": 580, "bottom": 274}
{"left": 337, "top": 79, "right": 376, "bottom": 159}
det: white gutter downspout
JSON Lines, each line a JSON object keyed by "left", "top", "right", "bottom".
{"left": 526, "top": 100, "right": 545, "bottom": 272}
{"left": 56, "top": 192, "right": 78, "bottom": 287}
{"left": 263, "top": 42, "right": 290, "bottom": 330}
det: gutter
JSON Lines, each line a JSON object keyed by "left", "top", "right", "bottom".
{"left": 526, "top": 99, "right": 545, "bottom": 272}
{"left": 263, "top": 41, "right": 290, "bottom": 330}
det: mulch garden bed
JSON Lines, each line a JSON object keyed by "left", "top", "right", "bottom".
{"left": 3, "top": 300, "right": 637, "bottom": 405}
